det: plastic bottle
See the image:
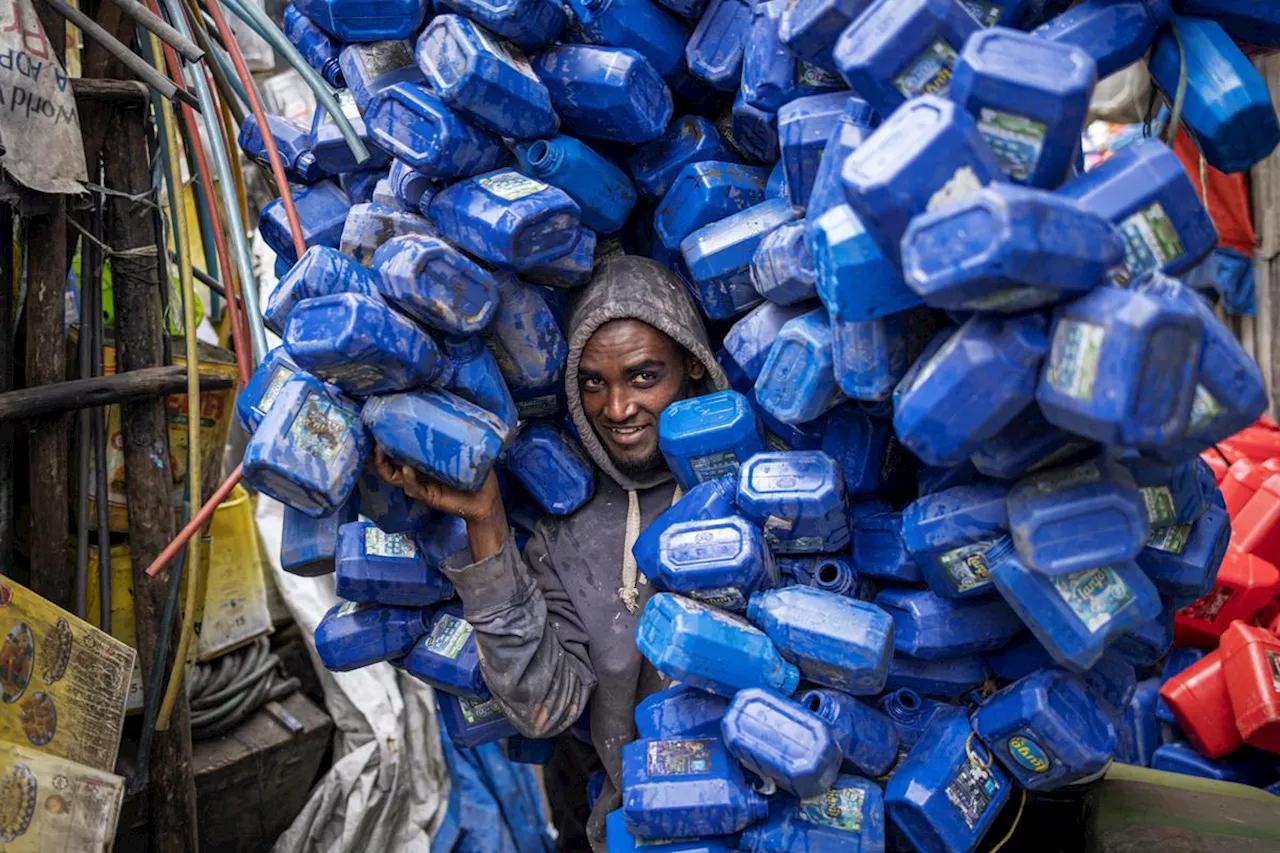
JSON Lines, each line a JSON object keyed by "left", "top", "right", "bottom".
{"left": 568, "top": 0, "right": 689, "bottom": 81}
{"left": 401, "top": 603, "right": 487, "bottom": 697}
{"left": 852, "top": 511, "right": 923, "bottom": 583}
{"left": 1037, "top": 284, "right": 1203, "bottom": 448}
{"left": 370, "top": 178, "right": 400, "bottom": 210}
{"left": 238, "top": 113, "right": 326, "bottom": 185}
{"left": 367, "top": 239, "right": 498, "bottom": 340}
{"left": 415, "top": 15, "right": 558, "bottom": 141}
{"left": 1114, "top": 678, "right": 1161, "bottom": 767}
{"left": 654, "top": 161, "right": 769, "bottom": 254}
{"left": 1137, "top": 504, "right": 1229, "bottom": 600}
{"left": 750, "top": 222, "right": 817, "bottom": 306}
{"left": 1033, "top": 0, "right": 1171, "bottom": 77}
{"left": 875, "top": 587, "right": 1022, "bottom": 660}
{"left": 442, "top": 335, "right": 518, "bottom": 431}
{"left": 309, "top": 91, "right": 392, "bottom": 176}
{"left": 635, "top": 684, "right": 730, "bottom": 738}
{"left": 1218, "top": 620, "right": 1280, "bottom": 753}
{"left": 1057, "top": 139, "right": 1217, "bottom": 280}
{"left": 283, "top": 3, "right": 345, "bottom": 87}
{"left": 777, "top": 94, "right": 853, "bottom": 210}
{"left": 896, "top": 315, "right": 1049, "bottom": 468}
{"left": 903, "top": 482, "right": 1009, "bottom": 599}
{"left": 364, "top": 83, "right": 506, "bottom": 180}
{"left": 524, "top": 227, "right": 596, "bottom": 287}
{"left": 806, "top": 101, "right": 877, "bottom": 223}
{"left": 684, "top": 0, "right": 751, "bottom": 90}
{"left": 436, "top": 0, "right": 565, "bottom": 51}
{"left": 738, "top": 775, "right": 886, "bottom": 853}
{"left": 630, "top": 117, "right": 734, "bottom": 201}
{"left": 833, "top": 0, "right": 980, "bottom": 116}
{"left": 534, "top": 46, "right": 673, "bottom": 144}
{"left": 502, "top": 421, "right": 595, "bottom": 515}
{"left": 387, "top": 159, "right": 434, "bottom": 211}
{"left": 884, "top": 708, "right": 1011, "bottom": 853}
{"left": 362, "top": 388, "right": 511, "bottom": 492}
{"left": 514, "top": 136, "right": 637, "bottom": 234}
{"left": 839, "top": 95, "right": 1004, "bottom": 266}
{"left": 237, "top": 348, "right": 305, "bottom": 435}
{"left": 281, "top": 500, "right": 358, "bottom": 576}
{"left": 657, "top": 392, "right": 764, "bottom": 491}
{"left": 876, "top": 688, "right": 948, "bottom": 750}
{"left": 1159, "top": 650, "right": 1242, "bottom": 758}
{"left": 742, "top": 0, "right": 844, "bottom": 115}
{"left": 636, "top": 592, "right": 802, "bottom": 697}
{"left": 754, "top": 308, "right": 847, "bottom": 424}
{"left": 723, "top": 303, "right": 809, "bottom": 382}
{"left": 338, "top": 40, "right": 423, "bottom": 112}
{"left": 335, "top": 520, "right": 455, "bottom": 606}
{"left": 1176, "top": 0, "right": 1280, "bottom": 46}
{"left": 632, "top": 474, "right": 739, "bottom": 577}
{"left": 1156, "top": 647, "right": 1208, "bottom": 724}
{"left": 798, "top": 687, "right": 899, "bottom": 777}
{"left": 356, "top": 462, "right": 430, "bottom": 534}
{"left": 621, "top": 735, "right": 770, "bottom": 839}
{"left": 737, "top": 451, "right": 851, "bottom": 553}
{"left": 292, "top": 0, "right": 427, "bottom": 41}
{"left": 1125, "top": 456, "right": 1216, "bottom": 530}
{"left": 340, "top": 168, "right": 385, "bottom": 205}
{"left": 606, "top": 809, "right": 739, "bottom": 852}
{"left": 778, "top": 0, "right": 868, "bottom": 77}
{"left": 683, "top": 199, "right": 801, "bottom": 320}
{"left": 242, "top": 374, "right": 369, "bottom": 517}
{"left": 483, "top": 273, "right": 568, "bottom": 392}
{"left": 1228, "top": 475, "right": 1280, "bottom": 569}
{"left": 653, "top": 515, "right": 775, "bottom": 612}
{"left": 721, "top": 688, "right": 842, "bottom": 797}
{"left": 969, "top": 405, "right": 1089, "bottom": 481}
{"left": 438, "top": 692, "right": 520, "bottom": 746}
{"left": 338, "top": 203, "right": 435, "bottom": 268}
{"left": 803, "top": 554, "right": 875, "bottom": 600}
{"left": 885, "top": 653, "right": 990, "bottom": 699}
{"left": 314, "top": 601, "right": 428, "bottom": 671}
{"left": 811, "top": 207, "right": 921, "bottom": 335}
{"left": 260, "top": 179, "right": 353, "bottom": 266}
{"left": 1149, "top": 741, "right": 1280, "bottom": 785}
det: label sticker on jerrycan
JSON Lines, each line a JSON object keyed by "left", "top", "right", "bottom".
{"left": 647, "top": 739, "right": 714, "bottom": 776}
{"left": 460, "top": 694, "right": 503, "bottom": 725}
{"left": 1051, "top": 566, "right": 1136, "bottom": 633}
{"left": 1266, "top": 651, "right": 1280, "bottom": 692}
{"left": 939, "top": 540, "right": 994, "bottom": 593}
{"left": 1119, "top": 201, "right": 1186, "bottom": 278}
{"left": 926, "top": 166, "right": 984, "bottom": 213}
{"left": 1140, "top": 486, "right": 1177, "bottom": 527}
{"left": 976, "top": 108, "right": 1046, "bottom": 182}
{"left": 257, "top": 365, "right": 295, "bottom": 417}
{"left": 959, "top": 0, "right": 1002, "bottom": 26}
{"left": 1006, "top": 733, "right": 1052, "bottom": 774}
{"left": 354, "top": 39, "right": 414, "bottom": 78}
{"left": 1180, "top": 586, "right": 1232, "bottom": 623}
{"left": 288, "top": 393, "right": 357, "bottom": 463}
{"left": 425, "top": 613, "right": 474, "bottom": 660}
{"left": 945, "top": 756, "right": 1000, "bottom": 830}
{"left": 799, "top": 787, "right": 865, "bottom": 833}
{"left": 673, "top": 595, "right": 766, "bottom": 634}
{"left": 1188, "top": 385, "right": 1224, "bottom": 433}
{"left": 689, "top": 450, "right": 740, "bottom": 483}
{"left": 797, "top": 60, "right": 843, "bottom": 87}
{"left": 688, "top": 586, "right": 747, "bottom": 611}
{"left": 892, "top": 41, "right": 958, "bottom": 100}
{"left": 478, "top": 171, "right": 548, "bottom": 201}
{"left": 1047, "top": 320, "right": 1105, "bottom": 402}
{"left": 365, "top": 526, "right": 417, "bottom": 558}
{"left": 1147, "top": 524, "right": 1191, "bottom": 554}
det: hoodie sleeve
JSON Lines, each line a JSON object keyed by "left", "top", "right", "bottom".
{"left": 444, "top": 528, "right": 597, "bottom": 739}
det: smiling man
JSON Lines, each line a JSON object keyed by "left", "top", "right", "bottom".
{"left": 376, "top": 255, "right": 728, "bottom": 851}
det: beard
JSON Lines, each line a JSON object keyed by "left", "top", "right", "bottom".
{"left": 612, "top": 446, "right": 667, "bottom": 477}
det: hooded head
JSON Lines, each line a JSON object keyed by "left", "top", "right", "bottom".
{"left": 565, "top": 255, "right": 729, "bottom": 491}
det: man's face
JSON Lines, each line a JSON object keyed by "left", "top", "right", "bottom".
{"left": 578, "top": 319, "right": 706, "bottom": 476}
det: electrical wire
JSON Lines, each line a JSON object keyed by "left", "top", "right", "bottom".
{"left": 187, "top": 637, "right": 300, "bottom": 739}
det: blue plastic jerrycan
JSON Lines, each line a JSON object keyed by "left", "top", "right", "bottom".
{"left": 606, "top": 809, "right": 739, "bottom": 852}
{"left": 237, "top": 113, "right": 325, "bottom": 185}
{"left": 1150, "top": 17, "right": 1280, "bottom": 174}
{"left": 292, "top": 0, "right": 427, "bottom": 41}
{"left": 885, "top": 708, "right": 1011, "bottom": 853}
{"left": 483, "top": 273, "right": 568, "bottom": 392}
{"left": 629, "top": 116, "right": 734, "bottom": 201}
{"left": 387, "top": 159, "right": 434, "bottom": 211}
{"left": 442, "top": 335, "right": 518, "bottom": 431}
{"left": 969, "top": 404, "right": 1091, "bottom": 481}
{"left": 357, "top": 462, "right": 431, "bottom": 533}
{"left": 372, "top": 233, "right": 500, "bottom": 336}
{"left": 309, "top": 92, "right": 391, "bottom": 177}
{"left": 806, "top": 99, "right": 877, "bottom": 223}
{"left": 684, "top": 0, "right": 751, "bottom": 90}
{"left": 739, "top": 776, "right": 886, "bottom": 853}
{"left": 1150, "top": 742, "right": 1280, "bottom": 785}
{"left": 799, "top": 687, "right": 900, "bottom": 777}
{"left": 362, "top": 388, "right": 511, "bottom": 492}
{"left": 237, "top": 347, "right": 304, "bottom": 434}
{"left": 338, "top": 202, "right": 435, "bottom": 267}
{"left": 957, "top": 0, "right": 1030, "bottom": 27}
{"left": 820, "top": 405, "right": 892, "bottom": 498}
{"left": 722, "top": 688, "right": 842, "bottom": 797}
{"left": 972, "top": 668, "right": 1116, "bottom": 790}
{"left": 535, "top": 46, "right": 674, "bottom": 144}
{"left": 778, "top": 0, "right": 867, "bottom": 76}
{"left": 415, "top": 15, "right": 558, "bottom": 141}
{"left": 876, "top": 688, "right": 950, "bottom": 750}
{"left": 750, "top": 222, "right": 817, "bottom": 307}
{"left": 1134, "top": 272, "right": 1267, "bottom": 458}
{"left": 633, "top": 474, "right": 739, "bottom": 576}
{"left": 636, "top": 592, "right": 802, "bottom": 697}
{"left": 682, "top": 199, "right": 801, "bottom": 320}
{"left": 1033, "top": 0, "right": 1171, "bottom": 79}
{"left": 727, "top": 93, "right": 781, "bottom": 165}
{"left": 903, "top": 482, "right": 1010, "bottom": 600}
{"left": 986, "top": 636, "right": 1139, "bottom": 717}
{"left": 242, "top": 374, "right": 369, "bottom": 517}
{"left": 723, "top": 303, "right": 809, "bottom": 382}
{"left": 1110, "top": 597, "right": 1174, "bottom": 668}
{"left": 283, "top": 292, "right": 450, "bottom": 398}
{"left": 985, "top": 538, "right": 1161, "bottom": 672}
{"left": 796, "top": 554, "right": 875, "bottom": 600}
{"left": 755, "top": 309, "right": 847, "bottom": 426}
{"left": 524, "top": 227, "right": 596, "bottom": 287}
{"left": 260, "top": 180, "right": 352, "bottom": 266}
{"left": 438, "top": 691, "right": 519, "bottom": 746}
{"left": 364, "top": 83, "right": 506, "bottom": 180}
{"left": 949, "top": 28, "right": 1095, "bottom": 188}
{"left": 1006, "top": 458, "right": 1149, "bottom": 576}
{"left": 281, "top": 499, "right": 358, "bottom": 576}
{"left": 335, "top": 520, "right": 455, "bottom": 606}
{"left": 742, "top": 0, "right": 845, "bottom": 114}
{"left": 437, "top": 0, "right": 565, "bottom": 51}
{"left": 917, "top": 461, "right": 983, "bottom": 497}
{"left": 338, "top": 39, "right": 422, "bottom": 112}
{"left": 515, "top": 136, "right": 637, "bottom": 234}
{"left": 622, "top": 735, "right": 770, "bottom": 839}
{"left": 659, "top": 391, "right": 765, "bottom": 491}
{"left": 840, "top": 95, "right": 1003, "bottom": 266}
{"left": 1125, "top": 456, "right": 1215, "bottom": 528}
{"left": 314, "top": 600, "right": 428, "bottom": 671}
{"left": 283, "top": 3, "right": 344, "bottom": 87}
{"left": 1156, "top": 647, "right": 1208, "bottom": 724}
{"left": 766, "top": 161, "right": 788, "bottom": 200}
{"left": 507, "top": 734, "right": 557, "bottom": 765}
{"left": 503, "top": 420, "right": 595, "bottom": 515}
{"left": 1058, "top": 139, "right": 1217, "bottom": 280}
{"left": 885, "top": 653, "right": 990, "bottom": 699}
{"left": 1177, "top": 0, "right": 1280, "bottom": 46}
{"left": 749, "top": 585, "right": 895, "bottom": 695}
{"left": 833, "top": 0, "right": 980, "bottom": 116}
{"left": 893, "top": 314, "right": 1049, "bottom": 468}
{"left": 1136, "top": 503, "right": 1230, "bottom": 600}
{"left": 778, "top": 93, "right": 853, "bottom": 210}
{"left": 1037, "top": 284, "right": 1203, "bottom": 448}
{"left": 901, "top": 183, "right": 1123, "bottom": 313}
{"left": 811, "top": 207, "right": 923, "bottom": 334}
{"left": 401, "top": 603, "right": 487, "bottom": 697}
{"left": 635, "top": 684, "right": 730, "bottom": 738}
{"left": 875, "top": 587, "right": 1022, "bottom": 659}
{"left": 569, "top": 0, "right": 689, "bottom": 81}
{"left": 655, "top": 161, "right": 769, "bottom": 254}
{"left": 737, "top": 451, "right": 851, "bottom": 554}
{"left": 340, "top": 168, "right": 385, "bottom": 205}
{"left": 832, "top": 311, "right": 923, "bottom": 406}
{"left": 852, "top": 511, "right": 924, "bottom": 583}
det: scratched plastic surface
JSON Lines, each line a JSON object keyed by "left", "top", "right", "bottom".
{"left": 284, "top": 292, "right": 450, "bottom": 397}
{"left": 372, "top": 233, "right": 500, "bottom": 335}
{"left": 972, "top": 668, "right": 1116, "bottom": 790}
{"left": 401, "top": 603, "right": 487, "bottom": 697}
{"left": 437, "top": 0, "right": 565, "bottom": 51}
{"left": 283, "top": 3, "right": 344, "bottom": 87}
{"left": 876, "top": 687, "right": 948, "bottom": 750}
{"left": 339, "top": 39, "right": 423, "bottom": 111}
{"left": 534, "top": 46, "right": 673, "bottom": 144}
{"left": 371, "top": 176, "right": 406, "bottom": 210}
{"left": 885, "top": 652, "right": 990, "bottom": 699}
{"left": 721, "top": 688, "right": 842, "bottom": 797}
{"left": 338, "top": 202, "right": 436, "bottom": 267}
{"left": 237, "top": 347, "right": 305, "bottom": 434}
{"left": 729, "top": 93, "right": 781, "bottom": 164}
{"left": 737, "top": 451, "right": 851, "bottom": 553}
{"left": 362, "top": 387, "right": 511, "bottom": 491}
{"left": 364, "top": 82, "right": 506, "bottom": 179}
{"left": 242, "top": 374, "right": 369, "bottom": 517}
{"left": 515, "top": 135, "right": 637, "bottom": 233}
{"left": 841, "top": 96, "right": 1003, "bottom": 267}
{"left": 738, "top": 775, "right": 886, "bottom": 853}
{"left": 659, "top": 390, "right": 764, "bottom": 491}
{"left": 985, "top": 633, "right": 1136, "bottom": 715}
{"left": 314, "top": 601, "right": 428, "bottom": 671}
{"left": 832, "top": 313, "right": 916, "bottom": 403}
{"left": 281, "top": 500, "right": 358, "bottom": 576}
{"left": 884, "top": 708, "right": 1011, "bottom": 853}
{"left": 655, "top": 161, "right": 769, "bottom": 254}
{"left": 635, "top": 684, "right": 730, "bottom": 739}
{"left": 606, "top": 809, "right": 739, "bottom": 852}
{"left": 1136, "top": 503, "right": 1229, "bottom": 600}
{"left": 633, "top": 474, "right": 739, "bottom": 577}
{"left": 415, "top": 15, "right": 558, "bottom": 140}
{"left": 340, "top": 168, "right": 385, "bottom": 205}
{"left": 630, "top": 116, "right": 735, "bottom": 201}
{"left": 756, "top": 309, "right": 847, "bottom": 425}
{"left": 742, "top": 0, "right": 842, "bottom": 116}
{"left": 1112, "top": 595, "right": 1174, "bottom": 668}
{"left": 820, "top": 405, "right": 891, "bottom": 498}
{"left": 621, "top": 735, "right": 770, "bottom": 839}
{"left": 483, "top": 272, "right": 568, "bottom": 391}
{"left": 1036, "top": 284, "right": 1203, "bottom": 448}
{"left": 750, "top": 222, "right": 816, "bottom": 308}
{"left": 903, "top": 482, "right": 1010, "bottom": 599}
{"left": 833, "top": 0, "right": 979, "bottom": 116}
{"left": 968, "top": 403, "right": 1088, "bottom": 481}
{"left": 335, "top": 520, "right": 455, "bottom": 606}
{"left": 568, "top": 0, "right": 689, "bottom": 80}
{"left": 636, "top": 592, "right": 801, "bottom": 697}
{"left": 1124, "top": 456, "right": 1216, "bottom": 529}
{"left": 684, "top": 0, "right": 751, "bottom": 90}
{"left": 523, "top": 226, "right": 596, "bottom": 287}
{"left": 503, "top": 420, "right": 595, "bottom": 514}
{"left": 682, "top": 198, "right": 800, "bottom": 320}
{"left": 799, "top": 687, "right": 899, "bottom": 776}
{"left": 438, "top": 692, "right": 519, "bottom": 746}
{"left": 801, "top": 554, "right": 874, "bottom": 600}
{"left": 427, "top": 169, "right": 583, "bottom": 271}
{"left": 722, "top": 303, "right": 807, "bottom": 385}
{"left": 293, "top": 0, "right": 427, "bottom": 41}
{"left": 260, "top": 179, "right": 353, "bottom": 265}
{"left": 875, "top": 587, "right": 1022, "bottom": 660}
{"left": 441, "top": 335, "right": 518, "bottom": 431}
{"left": 852, "top": 511, "right": 923, "bottom": 583}
{"left": 357, "top": 461, "right": 431, "bottom": 533}
{"left": 654, "top": 516, "right": 776, "bottom": 611}
{"left": 237, "top": 113, "right": 325, "bottom": 185}
{"left": 807, "top": 103, "right": 877, "bottom": 225}
{"left": 387, "top": 159, "right": 434, "bottom": 210}
{"left": 309, "top": 91, "right": 392, "bottom": 176}
{"left": 778, "top": 0, "right": 867, "bottom": 75}
{"left": 1033, "top": 0, "right": 1171, "bottom": 78}
{"left": 777, "top": 93, "right": 851, "bottom": 210}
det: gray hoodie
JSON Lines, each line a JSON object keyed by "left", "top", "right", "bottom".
{"left": 444, "top": 256, "right": 729, "bottom": 850}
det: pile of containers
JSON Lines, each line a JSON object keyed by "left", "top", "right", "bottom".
{"left": 239, "top": 0, "right": 1280, "bottom": 845}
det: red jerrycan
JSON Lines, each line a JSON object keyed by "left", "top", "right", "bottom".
{"left": 1200, "top": 450, "right": 1229, "bottom": 485}
{"left": 1175, "top": 546, "right": 1280, "bottom": 648}
{"left": 1230, "top": 475, "right": 1280, "bottom": 566}
{"left": 1220, "top": 620, "right": 1280, "bottom": 754}
{"left": 1223, "top": 425, "right": 1280, "bottom": 463}
{"left": 1221, "top": 458, "right": 1269, "bottom": 517}
{"left": 1159, "top": 648, "right": 1243, "bottom": 759}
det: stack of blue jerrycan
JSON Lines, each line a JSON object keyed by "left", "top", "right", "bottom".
{"left": 246, "top": 0, "right": 1280, "bottom": 841}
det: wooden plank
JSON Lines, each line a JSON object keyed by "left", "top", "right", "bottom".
{"left": 0, "top": 365, "right": 234, "bottom": 422}
{"left": 1251, "top": 54, "right": 1280, "bottom": 418}
{"left": 71, "top": 76, "right": 151, "bottom": 103}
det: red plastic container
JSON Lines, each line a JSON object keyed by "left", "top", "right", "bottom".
{"left": 1221, "top": 458, "right": 1269, "bottom": 517}
{"left": 1230, "top": 475, "right": 1280, "bottom": 566}
{"left": 1223, "top": 425, "right": 1280, "bottom": 464}
{"left": 1175, "top": 546, "right": 1280, "bottom": 648}
{"left": 1220, "top": 620, "right": 1280, "bottom": 754}
{"left": 1201, "top": 450, "right": 1230, "bottom": 485}
{"left": 1262, "top": 458, "right": 1280, "bottom": 476}
{"left": 1159, "top": 649, "right": 1243, "bottom": 759}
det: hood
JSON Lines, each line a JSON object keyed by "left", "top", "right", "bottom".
{"left": 565, "top": 255, "right": 729, "bottom": 491}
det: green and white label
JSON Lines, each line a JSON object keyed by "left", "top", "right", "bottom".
{"left": 1141, "top": 485, "right": 1177, "bottom": 527}
{"left": 689, "top": 450, "right": 740, "bottom": 484}
{"left": 960, "top": 0, "right": 1003, "bottom": 25}
{"left": 460, "top": 694, "right": 503, "bottom": 725}
{"left": 1047, "top": 319, "right": 1106, "bottom": 402}
{"left": 425, "top": 613, "right": 473, "bottom": 661}
{"left": 939, "top": 541, "right": 995, "bottom": 593}
{"left": 256, "top": 365, "right": 294, "bottom": 416}
{"left": 647, "top": 739, "right": 713, "bottom": 776}
{"left": 892, "top": 40, "right": 958, "bottom": 100}
{"left": 1119, "top": 201, "right": 1185, "bottom": 278}
{"left": 478, "top": 170, "right": 547, "bottom": 202}
{"left": 798, "top": 786, "right": 864, "bottom": 833}
{"left": 1147, "top": 524, "right": 1192, "bottom": 554}
{"left": 1051, "top": 566, "right": 1136, "bottom": 633}
{"left": 1188, "top": 385, "right": 1224, "bottom": 434}
{"left": 797, "top": 60, "right": 842, "bottom": 88}
{"left": 289, "top": 393, "right": 355, "bottom": 463}
{"left": 364, "top": 526, "right": 417, "bottom": 559}
{"left": 977, "top": 108, "right": 1046, "bottom": 182}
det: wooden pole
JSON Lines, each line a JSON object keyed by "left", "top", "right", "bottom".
{"left": 105, "top": 103, "right": 198, "bottom": 853}
{"left": 0, "top": 366, "right": 234, "bottom": 422}
{"left": 0, "top": 205, "right": 12, "bottom": 573}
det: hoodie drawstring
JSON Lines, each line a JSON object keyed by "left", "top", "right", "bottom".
{"left": 620, "top": 485, "right": 683, "bottom": 613}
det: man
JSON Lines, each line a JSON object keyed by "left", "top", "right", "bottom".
{"left": 376, "top": 255, "right": 730, "bottom": 851}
